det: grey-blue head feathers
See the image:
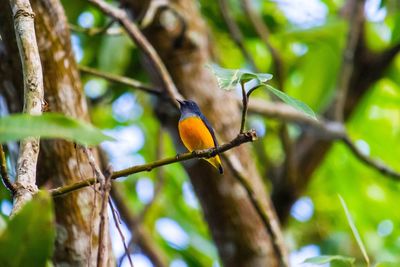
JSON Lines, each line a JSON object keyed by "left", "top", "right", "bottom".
{"left": 177, "top": 99, "right": 202, "bottom": 119}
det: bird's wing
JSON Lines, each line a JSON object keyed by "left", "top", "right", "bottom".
{"left": 199, "top": 113, "right": 219, "bottom": 148}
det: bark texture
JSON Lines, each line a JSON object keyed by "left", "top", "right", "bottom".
{"left": 1, "top": 0, "right": 113, "bottom": 265}
{"left": 9, "top": 0, "right": 44, "bottom": 215}
{"left": 31, "top": 0, "right": 113, "bottom": 265}
{"left": 122, "top": 1, "right": 282, "bottom": 266}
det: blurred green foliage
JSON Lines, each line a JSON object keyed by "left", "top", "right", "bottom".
{"left": 0, "top": 191, "right": 55, "bottom": 267}
{"left": 1, "top": 0, "right": 399, "bottom": 266}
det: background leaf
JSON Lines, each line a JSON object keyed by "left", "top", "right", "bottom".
{"left": 209, "top": 64, "right": 273, "bottom": 90}
{"left": 303, "top": 255, "right": 355, "bottom": 265}
{"left": 339, "top": 195, "right": 370, "bottom": 267}
{"left": 0, "top": 191, "right": 55, "bottom": 267}
{"left": 0, "top": 113, "right": 113, "bottom": 145}
{"left": 265, "top": 85, "right": 316, "bottom": 119}
{"left": 210, "top": 64, "right": 316, "bottom": 119}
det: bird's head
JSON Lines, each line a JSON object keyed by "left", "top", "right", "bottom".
{"left": 177, "top": 99, "right": 201, "bottom": 116}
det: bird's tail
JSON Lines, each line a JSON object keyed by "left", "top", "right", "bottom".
{"left": 206, "top": 155, "right": 224, "bottom": 174}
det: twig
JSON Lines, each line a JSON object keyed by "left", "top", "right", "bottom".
{"left": 240, "top": 84, "right": 261, "bottom": 133}
{"left": 334, "top": 0, "right": 366, "bottom": 121}
{"left": 79, "top": 65, "right": 162, "bottom": 96}
{"left": 83, "top": 146, "right": 104, "bottom": 184}
{"left": 240, "top": 82, "right": 248, "bottom": 133}
{"left": 342, "top": 137, "right": 400, "bottom": 180}
{"left": 88, "top": 0, "right": 183, "bottom": 107}
{"left": 222, "top": 154, "right": 289, "bottom": 266}
{"left": 97, "top": 168, "right": 112, "bottom": 267}
{"left": 50, "top": 130, "right": 257, "bottom": 197}
{"left": 217, "top": 0, "right": 258, "bottom": 71}
{"left": 109, "top": 198, "right": 134, "bottom": 267}
{"left": 0, "top": 144, "right": 16, "bottom": 194}
{"left": 111, "top": 186, "right": 168, "bottom": 267}
{"left": 69, "top": 21, "right": 123, "bottom": 36}
{"left": 82, "top": 146, "right": 100, "bottom": 267}
{"left": 9, "top": 0, "right": 44, "bottom": 215}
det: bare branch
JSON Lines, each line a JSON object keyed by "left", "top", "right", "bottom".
{"left": 69, "top": 21, "right": 123, "bottom": 36}
{"left": 97, "top": 168, "right": 112, "bottom": 267}
{"left": 50, "top": 130, "right": 257, "bottom": 197}
{"left": 109, "top": 198, "right": 134, "bottom": 267}
{"left": 0, "top": 144, "right": 16, "bottom": 194}
{"left": 79, "top": 65, "right": 162, "bottom": 96}
{"left": 342, "top": 137, "right": 400, "bottom": 180}
{"left": 111, "top": 186, "right": 168, "bottom": 267}
{"left": 88, "top": 0, "right": 183, "bottom": 107}
{"left": 9, "top": 0, "right": 44, "bottom": 215}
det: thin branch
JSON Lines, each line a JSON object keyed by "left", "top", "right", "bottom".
{"left": 342, "top": 137, "right": 400, "bottom": 180}
{"left": 50, "top": 130, "right": 257, "bottom": 197}
{"left": 79, "top": 65, "right": 163, "bottom": 96}
{"left": 222, "top": 154, "right": 289, "bottom": 266}
{"left": 88, "top": 0, "right": 183, "bottom": 107}
{"left": 217, "top": 0, "right": 258, "bottom": 71}
{"left": 69, "top": 21, "right": 123, "bottom": 36}
{"left": 111, "top": 186, "right": 168, "bottom": 267}
{"left": 239, "top": 82, "right": 248, "bottom": 133}
{"left": 9, "top": 0, "right": 44, "bottom": 215}
{"left": 0, "top": 144, "right": 16, "bottom": 194}
{"left": 248, "top": 99, "right": 400, "bottom": 180}
{"left": 97, "top": 168, "right": 112, "bottom": 267}
{"left": 109, "top": 198, "right": 134, "bottom": 267}
{"left": 334, "top": 0, "right": 366, "bottom": 121}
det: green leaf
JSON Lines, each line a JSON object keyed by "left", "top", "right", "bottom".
{"left": 0, "top": 191, "right": 55, "bottom": 267}
{"left": 265, "top": 85, "right": 316, "bottom": 119}
{"left": 0, "top": 113, "right": 113, "bottom": 145}
{"left": 209, "top": 64, "right": 273, "bottom": 90}
{"left": 304, "top": 255, "right": 355, "bottom": 266}
{"left": 339, "top": 195, "right": 370, "bottom": 267}
{"left": 209, "top": 64, "right": 316, "bottom": 119}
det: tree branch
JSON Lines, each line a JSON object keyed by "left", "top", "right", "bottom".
{"left": 79, "top": 65, "right": 162, "bottom": 96}
{"left": 50, "top": 130, "right": 257, "bottom": 197}
{"left": 69, "top": 21, "right": 123, "bottom": 36}
{"left": 9, "top": 0, "right": 44, "bottom": 215}
{"left": 249, "top": 99, "right": 400, "bottom": 181}
{"left": 342, "top": 136, "right": 400, "bottom": 180}
{"left": 108, "top": 198, "right": 134, "bottom": 267}
{"left": 0, "top": 144, "right": 16, "bottom": 194}
{"left": 88, "top": 0, "right": 183, "bottom": 107}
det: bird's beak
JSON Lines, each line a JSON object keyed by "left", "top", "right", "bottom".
{"left": 176, "top": 99, "right": 184, "bottom": 106}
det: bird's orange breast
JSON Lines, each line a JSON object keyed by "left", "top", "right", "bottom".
{"left": 178, "top": 116, "right": 215, "bottom": 151}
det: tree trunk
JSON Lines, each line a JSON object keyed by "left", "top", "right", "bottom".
{"left": 1, "top": 0, "right": 113, "bottom": 265}
{"left": 122, "top": 1, "right": 282, "bottom": 266}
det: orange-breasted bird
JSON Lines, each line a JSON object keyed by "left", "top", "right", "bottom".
{"left": 177, "top": 99, "right": 223, "bottom": 174}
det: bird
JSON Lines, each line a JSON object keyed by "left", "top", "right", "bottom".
{"left": 177, "top": 99, "right": 224, "bottom": 174}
